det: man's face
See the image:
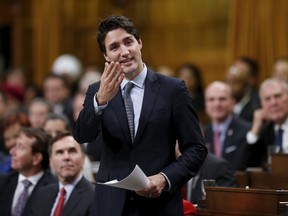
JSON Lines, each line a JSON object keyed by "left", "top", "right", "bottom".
{"left": 10, "top": 132, "right": 36, "bottom": 173}
{"left": 103, "top": 28, "right": 143, "bottom": 77}
{"left": 225, "top": 66, "right": 248, "bottom": 101}
{"left": 50, "top": 136, "right": 84, "bottom": 183}
{"left": 260, "top": 82, "right": 288, "bottom": 124}
{"left": 29, "top": 102, "right": 50, "bottom": 128}
{"left": 178, "top": 68, "right": 196, "bottom": 91}
{"left": 273, "top": 61, "right": 288, "bottom": 82}
{"left": 43, "top": 119, "right": 67, "bottom": 138}
{"left": 205, "top": 83, "right": 235, "bottom": 123}
{"left": 43, "top": 77, "right": 69, "bottom": 104}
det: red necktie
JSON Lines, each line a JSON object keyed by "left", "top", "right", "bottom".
{"left": 213, "top": 129, "right": 222, "bottom": 157}
{"left": 54, "top": 187, "right": 66, "bottom": 216}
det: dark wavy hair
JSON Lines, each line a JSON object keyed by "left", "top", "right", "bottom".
{"left": 97, "top": 15, "right": 141, "bottom": 55}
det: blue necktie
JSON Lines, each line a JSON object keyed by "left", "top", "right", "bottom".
{"left": 274, "top": 128, "right": 284, "bottom": 150}
{"left": 12, "top": 179, "right": 32, "bottom": 216}
{"left": 123, "top": 82, "right": 135, "bottom": 142}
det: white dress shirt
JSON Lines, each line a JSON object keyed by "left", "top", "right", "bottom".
{"left": 12, "top": 171, "right": 44, "bottom": 210}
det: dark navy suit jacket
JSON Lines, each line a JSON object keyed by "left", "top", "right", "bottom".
{"left": 72, "top": 69, "right": 207, "bottom": 216}
{"left": 248, "top": 122, "right": 275, "bottom": 167}
{"left": 204, "top": 117, "right": 252, "bottom": 171}
{"left": 29, "top": 176, "right": 94, "bottom": 216}
{"left": 0, "top": 170, "right": 57, "bottom": 216}
{"left": 189, "top": 153, "right": 238, "bottom": 204}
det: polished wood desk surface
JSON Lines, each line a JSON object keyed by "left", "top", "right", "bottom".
{"left": 235, "top": 154, "right": 288, "bottom": 189}
{"left": 197, "top": 187, "right": 288, "bottom": 216}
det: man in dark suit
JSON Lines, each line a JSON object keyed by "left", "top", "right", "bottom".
{"left": 246, "top": 78, "right": 288, "bottom": 167}
{"left": 72, "top": 15, "right": 207, "bottom": 216}
{"left": 0, "top": 127, "right": 56, "bottom": 216}
{"left": 43, "top": 74, "right": 74, "bottom": 124}
{"left": 203, "top": 81, "right": 252, "bottom": 171}
{"left": 30, "top": 132, "right": 94, "bottom": 216}
{"left": 226, "top": 57, "right": 261, "bottom": 123}
{"left": 187, "top": 153, "right": 238, "bottom": 204}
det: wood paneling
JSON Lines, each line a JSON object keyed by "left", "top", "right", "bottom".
{"left": 4, "top": 0, "right": 288, "bottom": 89}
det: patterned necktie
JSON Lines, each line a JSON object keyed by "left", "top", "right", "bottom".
{"left": 12, "top": 179, "right": 32, "bottom": 216}
{"left": 274, "top": 128, "right": 284, "bottom": 150}
{"left": 123, "top": 82, "right": 135, "bottom": 142}
{"left": 54, "top": 187, "right": 66, "bottom": 216}
{"left": 213, "top": 129, "right": 222, "bottom": 157}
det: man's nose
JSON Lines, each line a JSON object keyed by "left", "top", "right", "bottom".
{"left": 62, "top": 151, "right": 71, "bottom": 160}
{"left": 9, "top": 146, "right": 16, "bottom": 155}
{"left": 120, "top": 45, "right": 129, "bottom": 56}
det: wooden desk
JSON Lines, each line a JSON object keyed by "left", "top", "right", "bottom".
{"left": 247, "top": 171, "right": 288, "bottom": 190}
{"left": 272, "top": 154, "right": 288, "bottom": 174}
{"left": 244, "top": 154, "right": 288, "bottom": 189}
{"left": 197, "top": 187, "right": 288, "bottom": 216}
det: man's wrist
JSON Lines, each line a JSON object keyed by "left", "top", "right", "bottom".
{"left": 160, "top": 172, "right": 170, "bottom": 191}
{"left": 96, "top": 93, "right": 106, "bottom": 105}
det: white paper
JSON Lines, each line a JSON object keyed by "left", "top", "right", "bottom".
{"left": 97, "top": 165, "right": 149, "bottom": 191}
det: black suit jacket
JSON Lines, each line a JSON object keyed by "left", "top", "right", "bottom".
{"left": 204, "top": 117, "right": 252, "bottom": 171}
{"left": 248, "top": 122, "right": 275, "bottom": 167}
{"left": 0, "top": 170, "right": 57, "bottom": 216}
{"left": 72, "top": 69, "right": 207, "bottom": 216}
{"left": 29, "top": 176, "right": 94, "bottom": 216}
{"left": 237, "top": 88, "right": 261, "bottom": 123}
{"left": 189, "top": 153, "right": 238, "bottom": 204}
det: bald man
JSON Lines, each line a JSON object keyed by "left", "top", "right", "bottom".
{"left": 203, "top": 81, "right": 252, "bottom": 171}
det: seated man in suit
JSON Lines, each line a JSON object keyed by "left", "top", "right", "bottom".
{"left": 186, "top": 153, "right": 238, "bottom": 204}
{"left": 30, "top": 131, "right": 94, "bottom": 216}
{"left": 204, "top": 81, "right": 252, "bottom": 171}
{"left": 247, "top": 78, "right": 288, "bottom": 167}
{"left": 176, "top": 145, "right": 238, "bottom": 205}
{"left": 42, "top": 113, "right": 95, "bottom": 183}
{"left": 0, "top": 127, "right": 56, "bottom": 216}
{"left": 226, "top": 57, "right": 261, "bottom": 123}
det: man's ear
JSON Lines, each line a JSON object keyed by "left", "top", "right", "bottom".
{"left": 104, "top": 53, "right": 109, "bottom": 62}
{"left": 138, "top": 39, "right": 143, "bottom": 49}
{"left": 33, "top": 153, "right": 43, "bottom": 166}
{"left": 49, "top": 158, "right": 55, "bottom": 171}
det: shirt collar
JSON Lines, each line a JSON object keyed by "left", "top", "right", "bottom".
{"left": 213, "top": 115, "right": 233, "bottom": 133}
{"left": 18, "top": 171, "right": 44, "bottom": 186}
{"left": 59, "top": 174, "right": 83, "bottom": 189}
{"left": 121, "top": 64, "right": 147, "bottom": 90}
{"left": 274, "top": 117, "right": 288, "bottom": 131}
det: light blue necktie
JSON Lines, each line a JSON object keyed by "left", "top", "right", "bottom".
{"left": 12, "top": 179, "right": 32, "bottom": 216}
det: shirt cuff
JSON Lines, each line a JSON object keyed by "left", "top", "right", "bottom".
{"left": 246, "top": 131, "right": 258, "bottom": 144}
{"left": 159, "top": 172, "right": 171, "bottom": 191}
{"left": 94, "top": 93, "right": 108, "bottom": 115}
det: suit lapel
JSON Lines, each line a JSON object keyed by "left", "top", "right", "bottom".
{"left": 5, "top": 173, "right": 18, "bottom": 213}
{"left": 110, "top": 88, "right": 132, "bottom": 143}
{"left": 135, "top": 70, "right": 159, "bottom": 142}
{"left": 62, "top": 178, "right": 86, "bottom": 216}
{"left": 223, "top": 118, "right": 238, "bottom": 155}
{"left": 109, "top": 70, "right": 159, "bottom": 145}
{"left": 43, "top": 186, "right": 59, "bottom": 215}
{"left": 31, "top": 184, "right": 57, "bottom": 216}
{"left": 204, "top": 125, "right": 213, "bottom": 152}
